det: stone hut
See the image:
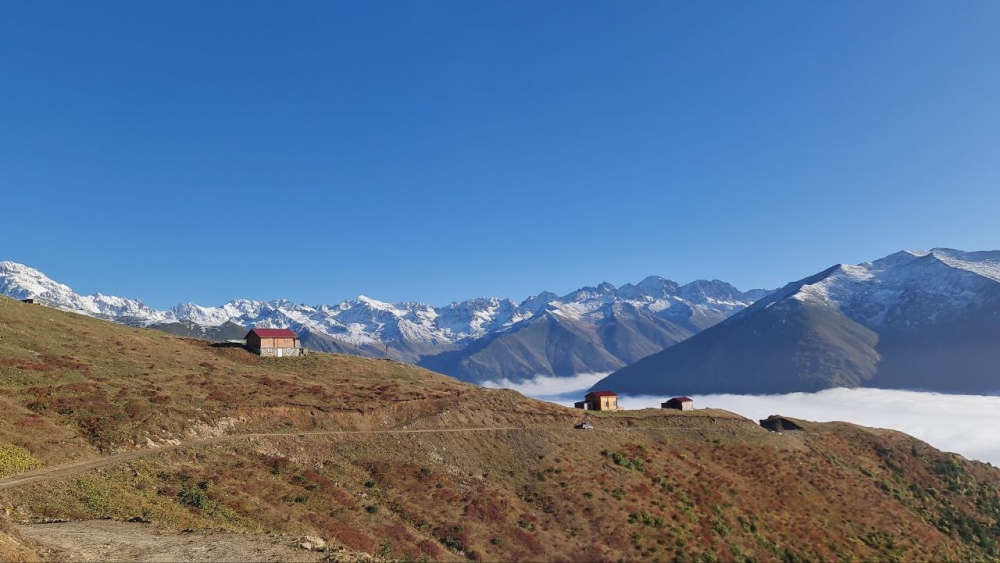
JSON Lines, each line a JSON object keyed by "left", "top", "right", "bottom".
{"left": 759, "top": 415, "right": 803, "bottom": 433}
{"left": 574, "top": 391, "right": 623, "bottom": 411}
{"left": 245, "top": 328, "right": 305, "bottom": 357}
{"left": 662, "top": 396, "right": 694, "bottom": 411}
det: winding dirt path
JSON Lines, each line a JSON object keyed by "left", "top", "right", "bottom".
{"left": 0, "top": 416, "right": 751, "bottom": 491}
{"left": 0, "top": 426, "right": 522, "bottom": 490}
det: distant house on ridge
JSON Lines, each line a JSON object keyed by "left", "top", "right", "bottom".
{"left": 662, "top": 396, "right": 694, "bottom": 411}
{"left": 574, "top": 391, "right": 623, "bottom": 411}
{"left": 245, "top": 328, "right": 305, "bottom": 357}
{"left": 759, "top": 415, "right": 803, "bottom": 433}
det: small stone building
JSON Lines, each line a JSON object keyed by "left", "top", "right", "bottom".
{"left": 574, "top": 391, "right": 623, "bottom": 411}
{"left": 662, "top": 396, "right": 694, "bottom": 411}
{"left": 245, "top": 328, "right": 305, "bottom": 357}
{"left": 759, "top": 415, "right": 803, "bottom": 433}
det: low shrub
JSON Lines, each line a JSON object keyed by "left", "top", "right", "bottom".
{"left": 0, "top": 444, "right": 41, "bottom": 478}
{"left": 178, "top": 485, "right": 208, "bottom": 508}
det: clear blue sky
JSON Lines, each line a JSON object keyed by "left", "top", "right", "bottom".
{"left": 2, "top": 2, "right": 999, "bottom": 309}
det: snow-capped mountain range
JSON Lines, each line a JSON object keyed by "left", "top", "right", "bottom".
{"left": 597, "top": 248, "right": 1000, "bottom": 395}
{"left": 9, "top": 248, "right": 999, "bottom": 392}
{"left": 743, "top": 248, "right": 1000, "bottom": 328}
{"left": 0, "top": 261, "right": 163, "bottom": 320}
{"left": 0, "top": 260, "right": 769, "bottom": 382}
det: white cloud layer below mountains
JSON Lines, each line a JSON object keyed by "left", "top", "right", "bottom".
{"left": 488, "top": 374, "right": 1000, "bottom": 466}
{"left": 480, "top": 372, "right": 611, "bottom": 397}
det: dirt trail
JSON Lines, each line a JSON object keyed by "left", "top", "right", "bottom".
{"left": 0, "top": 427, "right": 521, "bottom": 490}
{"left": 0, "top": 418, "right": 753, "bottom": 490}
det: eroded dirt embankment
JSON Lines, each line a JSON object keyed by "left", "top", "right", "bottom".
{"left": 18, "top": 520, "right": 330, "bottom": 563}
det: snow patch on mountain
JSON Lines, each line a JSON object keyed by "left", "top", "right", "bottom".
{"left": 780, "top": 248, "right": 1000, "bottom": 328}
{"left": 929, "top": 248, "right": 1000, "bottom": 284}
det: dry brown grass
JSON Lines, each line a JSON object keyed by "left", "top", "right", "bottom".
{"left": 2, "top": 295, "right": 1000, "bottom": 561}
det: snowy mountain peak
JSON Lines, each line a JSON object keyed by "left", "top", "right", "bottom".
{"left": 0, "top": 261, "right": 72, "bottom": 300}
{"left": 356, "top": 295, "right": 388, "bottom": 307}
{"left": 635, "top": 275, "right": 682, "bottom": 297}
{"left": 596, "top": 281, "right": 616, "bottom": 293}
{"left": 867, "top": 251, "right": 920, "bottom": 271}
{"left": 926, "top": 248, "right": 1000, "bottom": 283}
{"left": 168, "top": 302, "right": 234, "bottom": 326}
{"left": 679, "top": 279, "right": 743, "bottom": 302}
{"left": 0, "top": 259, "right": 769, "bottom": 361}
{"left": 520, "top": 291, "right": 559, "bottom": 314}
{"left": 757, "top": 248, "right": 1000, "bottom": 329}
{"left": 563, "top": 282, "right": 619, "bottom": 303}
{"left": 0, "top": 261, "right": 160, "bottom": 320}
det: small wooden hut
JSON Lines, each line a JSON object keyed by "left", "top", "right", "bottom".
{"left": 662, "top": 396, "right": 694, "bottom": 411}
{"left": 574, "top": 391, "right": 623, "bottom": 411}
{"left": 245, "top": 328, "right": 304, "bottom": 357}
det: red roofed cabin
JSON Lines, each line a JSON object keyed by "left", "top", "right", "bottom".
{"left": 575, "top": 391, "right": 623, "bottom": 411}
{"left": 245, "top": 328, "right": 305, "bottom": 357}
{"left": 662, "top": 396, "right": 693, "bottom": 411}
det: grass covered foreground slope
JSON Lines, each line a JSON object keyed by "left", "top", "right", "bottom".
{"left": 2, "top": 296, "right": 1000, "bottom": 562}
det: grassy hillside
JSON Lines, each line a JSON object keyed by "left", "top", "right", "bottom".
{"left": 2, "top": 295, "right": 1000, "bottom": 562}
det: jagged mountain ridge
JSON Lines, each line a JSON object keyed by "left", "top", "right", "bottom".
{"left": 0, "top": 260, "right": 768, "bottom": 382}
{"left": 596, "top": 248, "right": 1000, "bottom": 395}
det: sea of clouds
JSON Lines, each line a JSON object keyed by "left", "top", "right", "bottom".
{"left": 483, "top": 373, "right": 1000, "bottom": 466}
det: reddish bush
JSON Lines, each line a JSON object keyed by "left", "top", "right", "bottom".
{"left": 381, "top": 524, "right": 414, "bottom": 544}
{"left": 572, "top": 543, "right": 607, "bottom": 562}
{"left": 511, "top": 528, "right": 545, "bottom": 554}
{"left": 16, "top": 415, "right": 47, "bottom": 428}
{"left": 603, "top": 528, "right": 630, "bottom": 551}
{"left": 301, "top": 469, "right": 335, "bottom": 489}
{"left": 631, "top": 483, "right": 653, "bottom": 496}
{"left": 2, "top": 359, "right": 54, "bottom": 371}
{"left": 324, "top": 484, "right": 359, "bottom": 509}
{"left": 207, "top": 389, "right": 236, "bottom": 402}
{"left": 323, "top": 522, "right": 375, "bottom": 553}
{"left": 464, "top": 493, "right": 510, "bottom": 522}
{"left": 262, "top": 455, "right": 293, "bottom": 475}
{"left": 418, "top": 539, "right": 443, "bottom": 557}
